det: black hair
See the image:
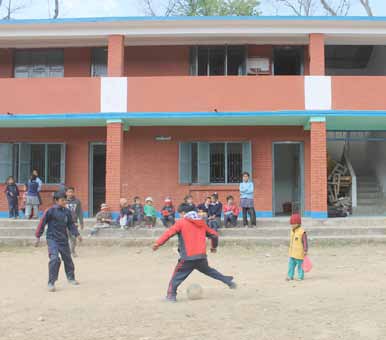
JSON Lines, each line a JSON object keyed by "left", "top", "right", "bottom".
{"left": 66, "top": 186, "right": 75, "bottom": 192}
{"left": 53, "top": 191, "right": 66, "bottom": 200}
{"left": 242, "top": 172, "right": 250, "bottom": 177}
{"left": 184, "top": 194, "right": 193, "bottom": 202}
{"left": 5, "top": 176, "right": 15, "bottom": 184}
{"left": 133, "top": 196, "right": 140, "bottom": 201}
{"left": 211, "top": 192, "right": 219, "bottom": 200}
{"left": 226, "top": 195, "right": 234, "bottom": 201}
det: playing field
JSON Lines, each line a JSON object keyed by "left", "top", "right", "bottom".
{"left": 0, "top": 243, "right": 385, "bottom": 340}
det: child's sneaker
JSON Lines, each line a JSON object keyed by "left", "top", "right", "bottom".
{"left": 47, "top": 282, "right": 56, "bottom": 292}
{"left": 228, "top": 281, "right": 237, "bottom": 290}
{"left": 68, "top": 279, "right": 80, "bottom": 286}
{"left": 165, "top": 296, "right": 177, "bottom": 303}
{"left": 285, "top": 277, "right": 293, "bottom": 281}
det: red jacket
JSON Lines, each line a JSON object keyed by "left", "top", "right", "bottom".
{"left": 223, "top": 204, "right": 240, "bottom": 216}
{"left": 155, "top": 218, "right": 218, "bottom": 260}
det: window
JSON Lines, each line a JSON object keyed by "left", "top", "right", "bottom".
{"left": 190, "top": 46, "right": 246, "bottom": 76}
{"left": 273, "top": 46, "right": 304, "bottom": 75}
{"left": 179, "top": 142, "right": 251, "bottom": 185}
{"left": 14, "top": 49, "right": 64, "bottom": 78}
{"left": 91, "top": 47, "right": 108, "bottom": 77}
{"left": 0, "top": 143, "right": 65, "bottom": 184}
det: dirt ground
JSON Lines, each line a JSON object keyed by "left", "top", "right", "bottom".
{"left": 1, "top": 243, "right": 386, "bottom": 340}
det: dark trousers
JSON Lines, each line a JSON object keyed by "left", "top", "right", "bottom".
{"left": 133, "top": 214, "right": 143, "bottom": 225}
{"left": 224, "top": 214, "right": 237, "bottom": 227}
{"left": 242, "top": 207, "right": 256, "bottom": 226}
{"left": 161, "top": 215, "right": 175, "bottom": 228}
{"left": 144, "top": 216, "right": 156, "bottom": 227}
{"left": 47, "top": 239, "right": 75, "bottom": 284}
{"left": 208, "top": 217, "right": 221, "bottom": 231}
{"left": 8, "top": 199, "right": 18, "bottom": 218}
{"left": 167, "top": 258, "right": 233, "bottom": 298}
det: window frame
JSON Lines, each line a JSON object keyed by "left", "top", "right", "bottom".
{"left": 190, "top": 45, "right": 247, "bottom": 76}
{"left": 0, "top": 142, "right": 66, "bottom": 185}
{"left": 181, "top": 141, "right": 251, "bottom": 185}
{"left": 90, "top": 47, "right": 108, "bottom": 77}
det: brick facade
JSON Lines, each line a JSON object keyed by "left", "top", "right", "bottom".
{"left": 105, "top": 122, "right": 124, "bottom": 211}
{"left": 310, "top": 121, "right": 328, "bottom": 216}
{"left": 108, "top": 35, "right": 125, "bottom": 77}
{"left": 309, "top": 33, "right": 325, "bottom": 76}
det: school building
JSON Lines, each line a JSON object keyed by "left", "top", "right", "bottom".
{"left": 2, "top": 16, "right": 386, "bottom": 218}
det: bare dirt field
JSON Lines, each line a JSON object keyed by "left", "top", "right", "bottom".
{"left": 1, "top": 242, "right": 386, "bottom": 340}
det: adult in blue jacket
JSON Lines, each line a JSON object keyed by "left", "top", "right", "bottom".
{"left": 35, "top": 191, "right": 82, "bottom": 292}
{"left": 239, "top": 172, "right": 256, "bottom": 227}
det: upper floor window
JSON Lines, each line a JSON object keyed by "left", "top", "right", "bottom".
{"left": 190, "top": 46, "right": 246, "bottom": 76}
{"left": 14, "top": 49, "right": 64, "bottom": 78}
{"left": 91, "top": 47, "right": 107, "bottom": 77}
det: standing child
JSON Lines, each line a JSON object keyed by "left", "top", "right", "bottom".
{"left": 161, "top": 198, "right": 175, "bottom": 228}
{"left": 178, "top": 195, "right": 197, "bottom": 214}
{"left": 208, "top": 193, "right": 222, "bottom": 231}
{"left": 239, "top": 172, "right": 256, "bottom": 228}
{"left": 118, "top": 198, "right": 134, "bottom": 229}
{"left": 5, "top": 176, "right": 19, "bottom": 219}
{"left": 35, "top": 191, "right": 82, "bottom": 292}
{"left": 287, "top": 213, "right": 309, "bottom": 281}
{"left": 131, "top": 196, "right": 144, "bottom": 226}
{"left": 223, "top": 195, "right": 240, "bottom": 228}
{"left": 25, "top": 174, "right": 40, "bottom": 219}
{"left": 65, "top": 187, "right": 84, "bottom": 257}
{"left": 153, "top": 210, "right": 237, "bottom": 302}
{"left": 144, "top": 197, "right": 157, "bottom": 228}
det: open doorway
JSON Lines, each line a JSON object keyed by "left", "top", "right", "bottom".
{"left": 273, "top": 142, "right": 303, "bottom": 216}
{"left": 89, "top": 143, "right": 106, "bottom": 216}
{"left": 273, "top": 46, "right": 304, "bottom": 75}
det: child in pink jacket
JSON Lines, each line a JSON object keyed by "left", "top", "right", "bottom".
{"left": 223, "top": 195, "right": 240, "bottom": 227}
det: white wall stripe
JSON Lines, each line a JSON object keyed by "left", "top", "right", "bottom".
{"left": 304, "top": 76, "right": 332, "bottom": 111}
{"left": 101, "top": 77, "right": 127, "bottom": 113}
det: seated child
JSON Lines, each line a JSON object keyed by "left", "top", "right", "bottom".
{"left": 118, "top": 198, "right": 134, "bottom": 229}
{"left": 208, "top": 193, "right": 222, "bottom": 231}
{"left": 131, "top": 196, "right": 144, "bottom": 226}
{"left": 161, "top": 197, "right": 175, "bottom": 228}
{"left": 89, "top": 203, "right": 115, "bottom": 236}
{"left": 197, "top": 196, "right": 211, "bottom": 220}
{"left": 144, "top": 197, "right": 157, "bottom": 228}
{"left": 223, "top": 195, "right": 240, "bottom": 228}
{"left": 286, "top": 213, "right": 309, "bottom": 281}
{"left": 178, "top": 195, "right": 197, "bottom": 214}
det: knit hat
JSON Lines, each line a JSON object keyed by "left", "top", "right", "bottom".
{"left": 290, "top": 213, "right": 301, "bottom": 225}
{"left": 164, "top": 197, "right": 172, "bottom": 203}
{"left": 145, "top": 196, "right": 153, "bottom": 203}
{"left": 184, "top": 211, "right": 201, "bottom": 220}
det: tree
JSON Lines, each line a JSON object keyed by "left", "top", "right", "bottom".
{"left": 2, "top": 0, "right": 29, "bottom": 19}
{"left": 270, "top": 0, "right": 373, "bottom": 16}
{"left": 143, "top": 0, "right": 260, "bottom": 16}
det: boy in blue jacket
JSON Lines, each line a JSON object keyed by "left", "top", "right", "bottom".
{"left": 239, "top": 172, "right": 256, "bottom": 228}
{"left": 35, "top": 191, "right": 82, "bottom": 292}
{"left": 208, "top": 193, "right": 222, "bottom": 231}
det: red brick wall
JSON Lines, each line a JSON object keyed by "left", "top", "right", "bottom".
{"left": 125, "top": 46, "right": 190, "bottom": 76}
{"left": 0, "top": 127, "right": 106, "bottom": 214}
{"left": 122, "top": 126, "right": 311, "bottom": 212}
{"left": 105, "top": 122, "right": 124, "bottom": 211}
{"left": 108, "top": 35, "right": 125, "bottom": 77}
{"left": 310, "top": 121, "right": 327, "bottom": 213}
{"left": 64, "top": 48, "right": 91, "bottom": 77}
{"left": 309, "top": 33, "right": 325, "bottom": 76}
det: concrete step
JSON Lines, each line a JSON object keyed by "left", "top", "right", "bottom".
{"left": 1, "top": 226, "right": 386, "bottom": 238}
{"left": 353, "top": 206, "right": 386, "bottom": 216}
{"left": 357, "top": 184, "right": 380, "bottom": 191}
{"left": 2, "top": 234, "right": 386, "bottom": 247}
{"left": 357, "top": 198, "right": 383, "bottom": 205}
{"left": 357, "top": 192, "right": 381, "bottom": 199}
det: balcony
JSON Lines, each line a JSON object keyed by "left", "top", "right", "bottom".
{"left": 127, "top": 76, "right": 306, "bottom": 112}
{"left": 0, "top": 78, "right": 100, "bottom": 114}
{"left": 332, "top": 76, "right": 386, "bottom": 111}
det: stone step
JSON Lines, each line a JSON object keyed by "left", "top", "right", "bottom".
{"left": 1, "top": 225, "right": 386, "bottom": 238}
{"left": 2, "top": 234, "right": 386, "bottom": 247}
{"left": 357, "top": 183, "right": 380, "bottom": 191}
{"left": 357, "top": 192, "right": 382, "bottom": 199}
{"left": 352, "top": 207, "right": 386, "bottom": 216}
{"left": 357, "top": 198, "right": 383, "bottom": 205}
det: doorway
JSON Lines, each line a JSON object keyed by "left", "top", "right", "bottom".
{"left": 273, "top": 142, "right": 304, "bottom": 216}
{"left": 89, "top": 143, "right": 106, "bottom": 216}
{"left": 273, "top": 46, "right": 304, "bottom": 75}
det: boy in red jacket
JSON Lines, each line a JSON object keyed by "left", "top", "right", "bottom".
{"left": 223, "top": 195, "right": 240, "bottom": 228}
{"left": 153, "top": 210, "right": 237, "bottom": 302}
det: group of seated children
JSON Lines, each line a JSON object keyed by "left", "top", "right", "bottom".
{"left": 90, "top": 192, "right": 243, "bottom": 235}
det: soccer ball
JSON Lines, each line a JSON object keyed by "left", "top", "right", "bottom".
{"left": 187, "top": 284, "right": 203, "bottom": 300}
